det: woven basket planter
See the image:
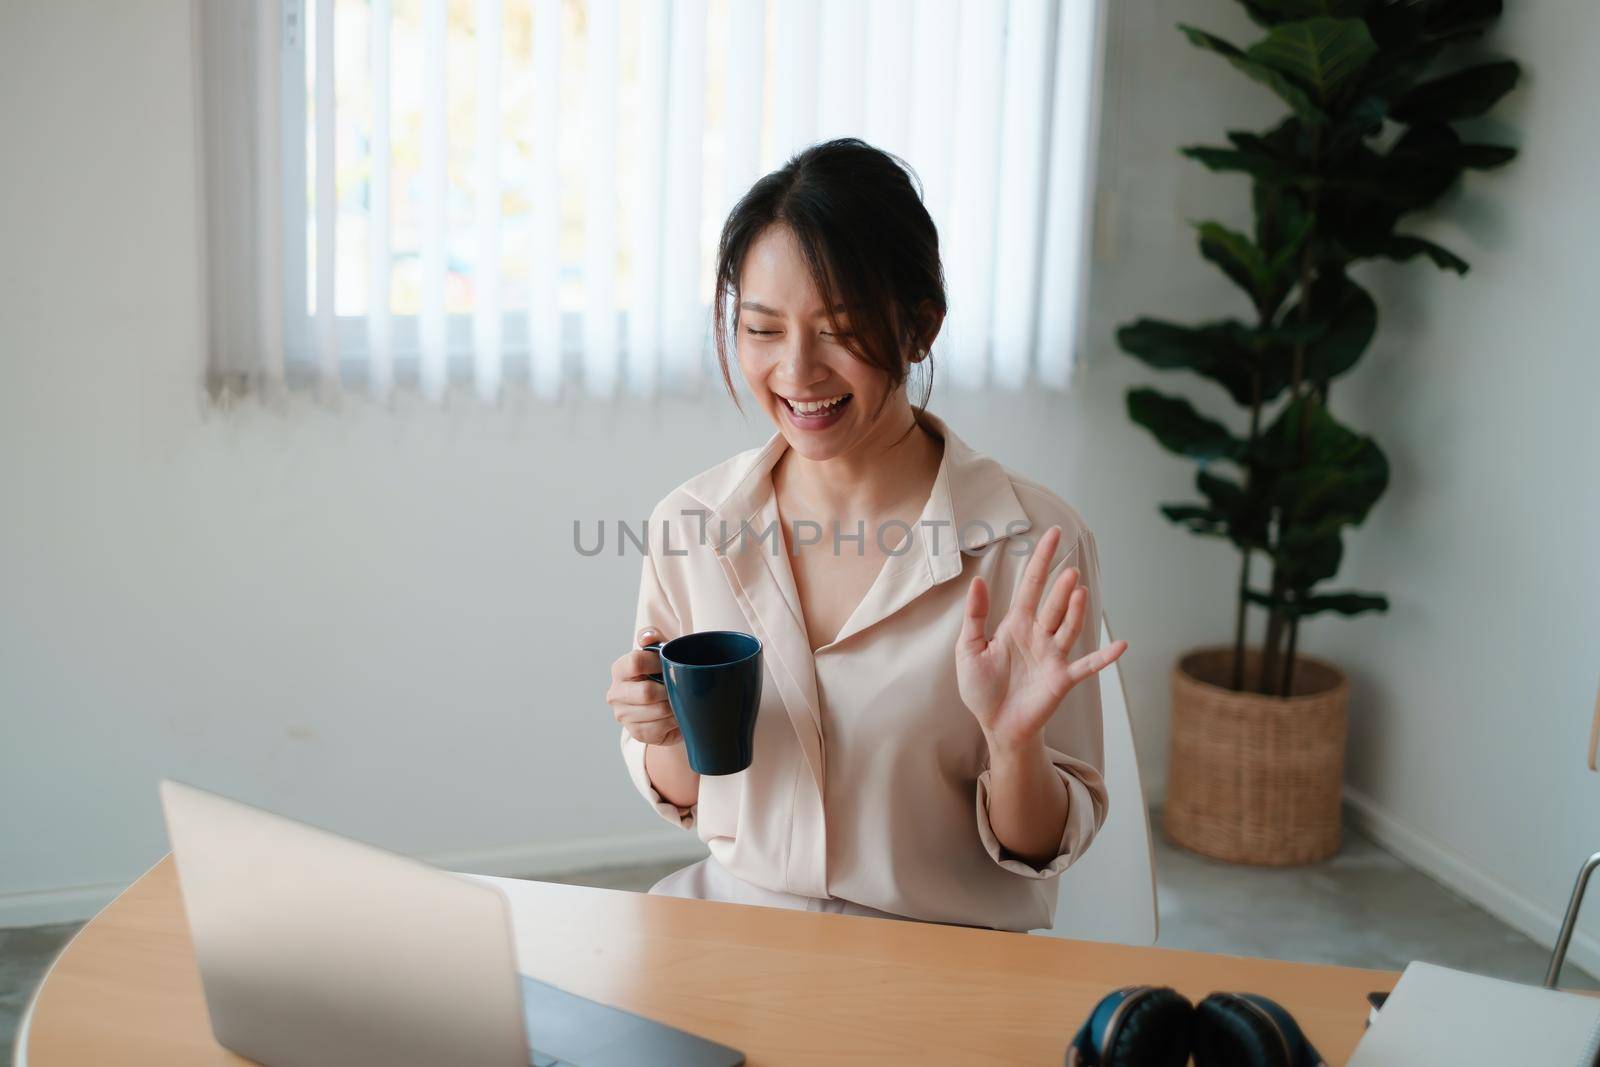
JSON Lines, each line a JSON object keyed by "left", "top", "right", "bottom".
{"left": 1163, "top": 647, "right": 1349, "bottom": 866}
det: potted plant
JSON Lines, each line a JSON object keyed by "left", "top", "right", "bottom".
{"left": 1117, "top": 0, "right": 1520, "bottom": 864}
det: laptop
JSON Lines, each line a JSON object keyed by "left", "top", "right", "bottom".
{"left": 159, "top": 780, "right": 745, "bottom": 1067}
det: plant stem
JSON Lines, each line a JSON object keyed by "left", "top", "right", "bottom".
{"left": 1258, "top": 569, "right": 1287, "bottom": 693}
{"left": 1232, "top": 368, "right": 1264, "bottom": 691}
{"left": 1281, "top": 610, "right": 1300, "bottom": 697}
{"left": 1232, "top": 552, "right": 1251, "bottom": 690}
{"left": 1263, "top": 126, "right": 1324, "bottom": 695}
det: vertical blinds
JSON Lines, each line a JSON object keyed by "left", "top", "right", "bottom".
{"left": 195, "top": 0, "right": 1106, "bottom": 404}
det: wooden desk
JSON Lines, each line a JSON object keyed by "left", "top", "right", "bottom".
{"left": 20, "top": 856, "right": 1397, "bottom": 1065}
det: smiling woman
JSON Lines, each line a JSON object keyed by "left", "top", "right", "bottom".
{"left": 712, "top": 138, "right": 946, "bottom": 429}
{"left": 603, "top": 138, "right": 1128, "bottom": 933}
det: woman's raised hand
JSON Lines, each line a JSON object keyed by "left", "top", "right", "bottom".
{"left": 955, "top": 525, "right": 1128, "bottom": 752}
{"left": 607, "top": 626, "right": 682, "bottom": 746}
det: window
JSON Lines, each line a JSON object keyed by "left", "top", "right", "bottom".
{"left": 196, "top": 0, "right": 1106, "bottom": 404}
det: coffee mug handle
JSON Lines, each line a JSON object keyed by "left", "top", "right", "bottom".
{"left": 639, "top": 641, "right": 665, "bottom": 684}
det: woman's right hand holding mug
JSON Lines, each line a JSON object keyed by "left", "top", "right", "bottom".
{"left": 607, "top": 627, "right": 682, "bottom": 747}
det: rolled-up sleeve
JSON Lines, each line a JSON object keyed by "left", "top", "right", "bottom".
{"left": 618, "top": 520, "right": 696, "bottom": 828}
{"left": 973, "top": 527, "right": 1111, "bottom": 878}
{"left": 975, "top": 743, "right": 1108, "bottom": 878}
{"left": 622, "top": 731, "right": 696, "bottom": 828}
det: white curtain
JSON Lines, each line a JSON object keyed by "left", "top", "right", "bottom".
{"left": 194, "top": 0, "right": 1106, "bottom": 404}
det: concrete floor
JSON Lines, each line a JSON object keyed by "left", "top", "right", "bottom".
{"left": 3, "top": 820, "right": 1588, "bottom": 1065}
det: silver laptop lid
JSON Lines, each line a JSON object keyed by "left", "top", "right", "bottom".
{"left": 159, "top": 780, "right": 530, "bottom": 1067}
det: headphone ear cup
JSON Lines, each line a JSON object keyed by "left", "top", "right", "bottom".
{"left": 1192, "top": 993, "right": 1325, "bottom": 1067}
{"left": 1066, "top": 987, "right": 1194, "bottom": 1067}
{"left": 1103, "top": 987, "right": 1195, "bottom": 1067}
{"left": 1193, "top": 993, "right": 1284, "bottom": 1067}
{"left": 1067, "top": 987, "right": 1135, "bottom": 1066}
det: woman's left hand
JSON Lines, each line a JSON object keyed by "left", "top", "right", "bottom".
{"left": 956, "top": 525, "right": 1129, "bottom": 752}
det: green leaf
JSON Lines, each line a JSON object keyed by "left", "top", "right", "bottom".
{"left": 1354, "top": 233, "right": 1470, "bottom": 274}
{"left": 1319, "top": 184, "right": 1402, "bottom": 254}
{"left": 1184, "top": 119, "right": 1321, "bottom": 185}
{"left": 1160, "top": 471, "right": 1275, "bottom": 551}
{"left": 1371, "top": 128, "right": 1519, "bottom": 211}
{"left": 1360, "top": 43, "right": 1444, "bottom": 102}
{"left": 1195, "top": 213, "right": 1310, "bottom": 317}
{"left": 1287, "top": 273, "right": 1378, "bottom": 382}
{"left": 1241, "top": 2, "right": 1283, "bottom": 29}
{"left": 1295, "top": 591, "right": 1390, "bottom": 617}
{"left": 1245, "top": 584, "right": 1389, "bottom": 616}
{"left": 1257, "top": 397, "right": 1389, "bottom": 528}
{"left": 1117, "top": 318, "right": 1292, "bottom": 406}
{"left": 1364, "top": 1, "right": 1500, "bottom": 85}
{"left": 1197, "top": 469, "right": 1248, "bottom": 511}
{"left": 1424, "top": 0, "right": 1505, "bottom": 40}
{"left": 1195, "top": 222, "right": 1273, "bottom": 309}
{"left": 1198, "top": 469, "right": 1272, "bottom": 549}
{"left": 1255, "top": 187, "right": 1315, "bottom": 314}
{"left": 1328, "top": 93, "right": 1388, "bottom": 152}
{"left": 1233, "top": 122, "right": 1320, "bottom": 178}
{"left": 1180, "top": 24, "right": 1329, "bottom": 124}
{"left": 1312, "top": 275, "right": 1376, "bottom": 383}
{"left": 1390, "top": 61, "right": 1521, "bottom": 122}
{"left": 1246, "top": 17, "right": 1378, "bottom": 101}
{"left": 1363, "top": 3, "right": 1428, "bottom": 51}
{"left": 1252, "top": 0, "right": 1371, "bottom": 16}
{"left": 1182, "top": 144, "right": 1296, "bottom": 183}
{"left": 1127, "top": 388, "right": 1243, "bottom": 462}
{"left": 1377, "top": 122, "right": 1470, "bottom": 208}
{"left": 1159, "top": 503, "right": 1229, "bottom": 537}
{"left": 1275, "top": 524, "right": 1346, "bottom": 587}
{"left": 1253, "top": 182, "right": 1313, "bottom": 274}
{"left": 1244, "top": 0, "right": 1373, "bottom": 29}
{"left": 1116, "top": 318, "right": 1241, "bottom": 381}
{"left": 1232, "top": 122, "right": 1309, "bottom": 157}
{"left": 1459, "top": 143, "right": 1518, "bottom": 169}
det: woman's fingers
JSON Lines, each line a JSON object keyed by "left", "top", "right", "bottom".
{"left": 628, "top": 627, "right": 670, "bottom": 674}
{"left": 1051, "top": 585, "right": 1089, "bottom": 651}
{"left": 1011, "top": 525, "right": 1062, "bottom": 621}
{"left": 615, "top": 703, "right": 675, "bottom": 728}
{"left": 625, "top": 718, "right": 680, "bottom": 746}
{"left": 650, "top": 723, "right": 682, "bottom": 746}
{"left": 608, "top": 676, "right": 676, "bottom": 744}
{"left": 1065, "top": 639, "right": 1129, "bottom": 686}
{"left": 609, "top": 678, "right": 669, "bottom": 709}
{"left": 612, "top": 648, "right": 666, "bottom": 683}
{"left": 959, "top": 575, "right": 991, "bottom": 655}
{"left": 607, "top": 627, "right": 680, "bottom": 745}
{"left": 1036, "top": 566, "right": 1079, "bottom": 635}
{"left": 613, "top": 704, "right": 675, "bottom": 728}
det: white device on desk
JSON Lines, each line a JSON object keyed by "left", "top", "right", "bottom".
{"left": 1349, "top": 961, "right": 1600, "bottom": 1066}
{"left": 159, "top": 780, "right": 745, "bottom": 1067}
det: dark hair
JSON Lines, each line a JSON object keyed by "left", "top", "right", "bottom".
{"left": 711, "top": 138, "right": 947, "bottom": 420}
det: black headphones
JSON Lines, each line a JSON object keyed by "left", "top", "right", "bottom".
{"left": 1065, "top": 985, "right": 1327, "bottom": 1067}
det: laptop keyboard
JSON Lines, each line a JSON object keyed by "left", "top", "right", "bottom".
{"left": 520, "top": 973, "right": 744, "bottom": 1066}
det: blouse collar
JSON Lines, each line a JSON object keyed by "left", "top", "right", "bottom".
{"left": 700, "top": 407, "right": 1033, "bottom": 583}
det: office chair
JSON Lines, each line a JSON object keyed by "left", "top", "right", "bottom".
{"left": 1046, "top": 614, "right": 1159, "bottom": 946}
{"left": 1545, "top": 678, "right": 1600, "bottom": 988}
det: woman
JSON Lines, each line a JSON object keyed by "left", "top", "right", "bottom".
{"left": 605, "top": 138, "right": 1127, "bottom": 933}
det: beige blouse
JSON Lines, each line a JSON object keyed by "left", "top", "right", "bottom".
{"left": 619, "top": 408, "right": 1109, "bottom": 932}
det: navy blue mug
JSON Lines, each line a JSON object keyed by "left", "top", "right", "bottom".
{"left": 641, "top": 631, "right": 763, "bottom": 776}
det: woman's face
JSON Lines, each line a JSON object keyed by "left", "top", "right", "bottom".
{"left": 735, "top": 224, "right": 910, "bottom": 463}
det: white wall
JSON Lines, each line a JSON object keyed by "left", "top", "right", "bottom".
{"left": 1307, "top": 6, "right": 1600, "bottom": 975}
{"left": 9, "top": 0, "right": 1590, "bottom": 978}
